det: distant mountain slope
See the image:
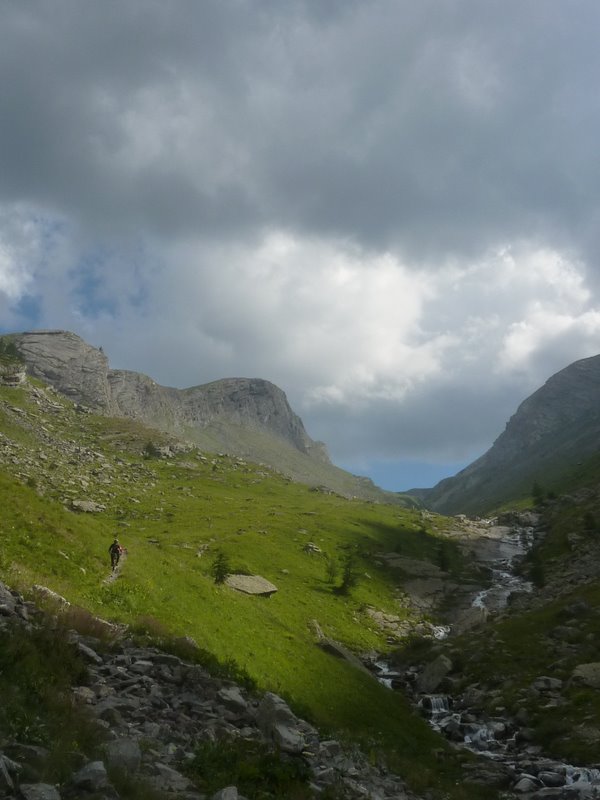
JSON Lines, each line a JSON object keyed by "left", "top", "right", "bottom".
{"left": 11, "top": 330, "right": 395, "bottom": 502}
{"left": 420, "top": 354, "right": 600, "bottom": 515}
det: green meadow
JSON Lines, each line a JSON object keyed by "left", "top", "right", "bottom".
{"left": 0, "top": 379, "right": 491, "bottom": 798}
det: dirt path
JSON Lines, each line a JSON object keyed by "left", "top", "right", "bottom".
{"left": 103, "top": 552, "right": 127, "bottom": 584}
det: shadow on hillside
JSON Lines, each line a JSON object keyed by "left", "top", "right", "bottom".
{"left": 356, "top": 519, "right": 466, "bottom": 578}
{"left": 355, "top": 518, "right": 441, "bottom": 556}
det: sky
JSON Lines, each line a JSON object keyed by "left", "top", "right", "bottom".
{"left": 2, "top": 1, "right": 600, "bottom": 491}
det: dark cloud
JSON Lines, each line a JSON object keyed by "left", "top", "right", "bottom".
{"left": 1, "top": 1, "right": 599, "bottom": 259}
{"left": 2, "top": 1, "right": 600, "bottom": 487}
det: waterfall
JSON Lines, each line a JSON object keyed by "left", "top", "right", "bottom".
{"left": 420, "top": 694, "right": 450, "bottom": 715}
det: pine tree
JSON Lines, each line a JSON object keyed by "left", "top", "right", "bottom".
{"left": 211, "top": 550, "right": 231, "bottom": 584}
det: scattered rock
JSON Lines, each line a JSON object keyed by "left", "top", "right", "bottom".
{"left": 0, "top": 579, "right": 411, "bottom": 800}
{"left": 70, "top": 499, "right": 106, "bottom": 513}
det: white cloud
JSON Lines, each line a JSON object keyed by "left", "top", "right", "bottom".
{"left": 0, "top": 208, "right": 40, "bottom": 300}
{"left": 3, "top": 2, "right": 600, "bottom": 482}
{"left": 3, "top": 210, "right": 600, "bottom": 470}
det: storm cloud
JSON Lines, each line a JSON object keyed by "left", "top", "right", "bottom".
{"left": 1, "top": 0, "right": 600, "bottom": 489}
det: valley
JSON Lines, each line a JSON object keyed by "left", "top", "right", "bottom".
{"left": 2, "top": 343, "right": 600, "bottom": 799}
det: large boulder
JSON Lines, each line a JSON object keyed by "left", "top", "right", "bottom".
{"left": 103, "top": 738, "right": 141, "bottom": 774}
{"left": 225, "top": 575, "right": 278, "bottom": 597}
{"left": 256, "top": 693, "right": 306, "bottom": 754}
{"left": 416, "top": 654, "right": 453, "bottom": 693}
{"left": 571, "top": 663, "right": 600, "bottom": 689}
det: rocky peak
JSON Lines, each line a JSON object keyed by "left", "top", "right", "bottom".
{"left": 13, "top": 330, "right": 330, "bottom": 471}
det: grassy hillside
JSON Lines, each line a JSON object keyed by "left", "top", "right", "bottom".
{"left": 0, "top": 378, "right": 491, "bottom": 798}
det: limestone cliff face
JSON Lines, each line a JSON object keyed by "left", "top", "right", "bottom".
{"left": 14, "top": 330, "right": 330, "bottom": 466}
{"left": 16, "top": 330, "right": 113, "bottom": 411}
{"left": 423, "top": 354, "right": 600, "bottom": 515}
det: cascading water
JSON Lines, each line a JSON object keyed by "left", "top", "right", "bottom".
{"left": 419, "top": 694, "right": 450, "bottom": 715}
{"left": 371, "top": 515, "right": 600, "bottom": 796}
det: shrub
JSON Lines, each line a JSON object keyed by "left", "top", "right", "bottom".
{"left": 0, "top": 623, "right": 104, "bottom": 782}
{"left": 210, "top": 549, "right": 231, "bottom": 584}
{"left": 336, "top": 552, "right": 359, "bottom": 595}
{"left": 187, "top": 738, "right": 312, "bottom": 798}
{"left": 143, "top": 440, "right": 161, "bottom": 459}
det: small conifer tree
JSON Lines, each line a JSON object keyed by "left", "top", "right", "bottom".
{"left": 143, "top": 441, "right": 160, "bottom": 459}
{"left": 337, "top": 552, "right": 359, "bottom": 595}
{"left": 211, "top": 550, "right": 231, "bottom": 584}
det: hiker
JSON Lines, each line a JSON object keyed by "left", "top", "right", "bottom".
{"left": 109, "top": 537, "right": 123, "bottom": 571}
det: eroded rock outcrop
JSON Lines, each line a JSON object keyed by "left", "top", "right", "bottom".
{"left": 12, "top": 330, "right": 334, "bottom": 473}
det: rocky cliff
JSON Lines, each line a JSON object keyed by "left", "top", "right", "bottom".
{"left": 12, "top": 330, "right": 385, "bottom": 499}
{"left": 14, "top": 329, "right": 324, "bottom": 456}
{"left": 421, "top": 354, "right": 600, "bottom": 514}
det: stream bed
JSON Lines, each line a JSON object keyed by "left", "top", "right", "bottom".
{"left": 372, "top": 514, "right": 600, "bottom": 798}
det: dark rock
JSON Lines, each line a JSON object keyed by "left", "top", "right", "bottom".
{"left": 70, "top": 761, "right": 109, "bottom": 792}
{"left": 211, "top": 788, "right": 239, "bottom": 800}
{"left": 538, "top": 770, "right": 566, "bottom": 787}
{"left": 19, "top": 784, "right": 62, "bottom": 800}
{"left": 103, "top": 738, "right": 142, "bottom": 774}
{"left": 513, "top": 774, "right": 543, "bottom": 792}
{"left": 416, "top": 654, "right": 453, "bottom": 693}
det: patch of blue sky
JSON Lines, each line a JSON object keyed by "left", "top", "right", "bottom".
{"left": 13, "top": 293, "right": 42, "bottom": 328}
{"left": 71, "top": 242, "right": 153, "bottom": 318}
{"left": 70, "top": 250, "right": 118, "bottom": 319}
{"left": 339, "top": 458, "right": 473, "bottom": 493}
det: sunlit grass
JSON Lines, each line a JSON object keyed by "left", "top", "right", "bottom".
{"left": 0, "top": 380, "right": 490, "bottom": 798}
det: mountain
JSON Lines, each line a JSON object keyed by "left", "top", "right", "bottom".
{"left": 10, "top": 330, "right": 396, "bottom": 502}
{"left": 419, "top": 353, "right": 600, "bottom": 515}
{"left": 5, "top": 341, "right": 600, "bottom": 796}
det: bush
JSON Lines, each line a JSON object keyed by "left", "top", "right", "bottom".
{"left": 187, "top": 738, "right": 312, "bottom": 798}
{"left": 0, "top": 623, "right": 104, "bottom": 782}
{"left": 143, "top": 440, "right": 161, "bottom": 459}
{"left": 336, "top": 552, "right": 359, "bottom": 595}
{"left": 211, "top": 549, "right": 231, "bottom": 584}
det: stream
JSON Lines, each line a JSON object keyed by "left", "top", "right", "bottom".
{"left": 372, "top": 514, "right": 600, "bottom": 798}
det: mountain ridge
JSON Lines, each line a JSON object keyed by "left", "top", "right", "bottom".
{"left": 10, "top": 329, "right": 399, "bottom": 503}
{"left": 419, "top": 353, "right": 600, "bottom": 514}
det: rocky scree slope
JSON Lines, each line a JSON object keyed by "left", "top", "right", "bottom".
{"left": 0, "top": 582, "right": 416, "bottom": 800}
{"left": 418, "top": 354, "right": 600, "bottom": 515}
{"left": 12, "top": 330, "right": 387, "bottom": 500}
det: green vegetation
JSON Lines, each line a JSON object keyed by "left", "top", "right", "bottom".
{"left": 0, "top": 379, "right": 488, "bottom": 798}
{"left": 398, "top": 452, "right": 600, "bottom": 770}
{"left": 0, "top": 622, "right": 101, "bottom": 783}
{"left": 210, "top": 548, "right": 231, "bottom": 584}
{"left": 188, "top": 739, "right": 314, "bottom": 799}
{"left": 0, "top": 334, "right": 21, "bottom": 361}
{"left": 433, "top": 580, "right": 600, "bottom": 764}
